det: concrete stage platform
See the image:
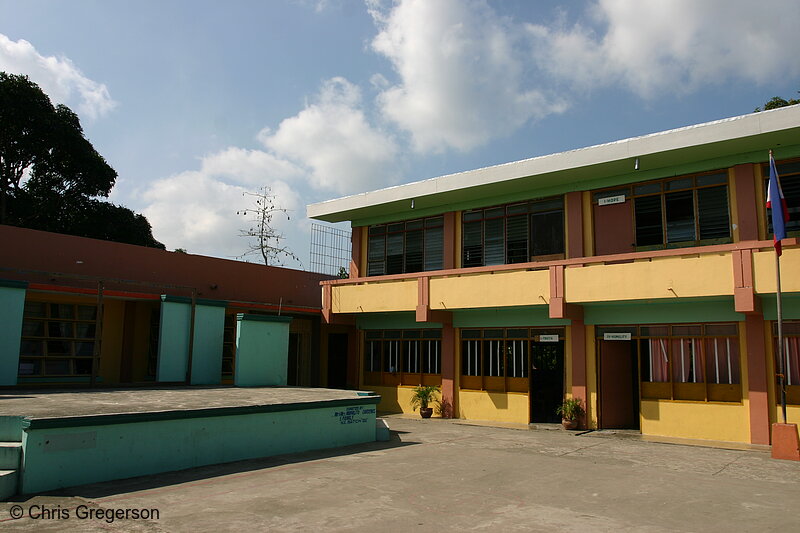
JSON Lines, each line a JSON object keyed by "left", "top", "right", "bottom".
{"left": 0, "top": 387, "right": 380, "bottom": 497}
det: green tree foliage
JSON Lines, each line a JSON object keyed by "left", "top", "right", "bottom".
{"left": 754, "top": 92, "right": 800, "bottom": 112}
{"left": 0, "top": 72, "right": 164, "bottom": 248}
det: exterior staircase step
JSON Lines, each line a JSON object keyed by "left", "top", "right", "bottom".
{"left": 0, "top": 442, "right": 22, "bottom": 470}
{"left": 0, "top": 469, "right": 18, "bottom": 500}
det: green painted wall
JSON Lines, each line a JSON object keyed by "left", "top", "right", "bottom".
{"left": 156, "top": 300, "right": 192, "bottom": 382}
{"left": 357, "top": 312, "right": 442, "bottom": 330}
{"left": 0, "top": 283, "right": 26, "bottom": 386}
{"left": 19, "top": 400, "right": 378, "bottom": 494}
{"left": 235, "top": 314, "right": 292, "bottom": 386}
{"left": 190, "top": 305, "right": 226, "bottom": 385}
{"left": 760, "top": 294, "right": 800, "bottom": 320}
{"left": 583, "top": 298, "right": 743, "bottom": 325}
{"left": 453, "top": 306, "right": 569, "bottom": 328}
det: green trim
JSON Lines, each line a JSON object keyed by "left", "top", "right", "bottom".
{"left": 583, "top": 297, "right": 743, "bottom": 325}
{"left": 25, "top": 395, "right": 381, "bottom": 429}
{"left": 347, "top": 142, "right": 800, "bottom": 226}
{"left": 0, "top": 279, "right": 28, "bottom": 289}
{"left": 453, "top": 306, "right": 569, "bottom": 328}
{"left": 759, "top": 294, "right": 800, "bottom": 320}
{"left": 160, "top": 295, "right": 228, "bottom": 307}
{"left": 356, "top": 312, "right": 442, "bottom": 330}
{"left": 17, "top": 377, "right": 104, "bottom": 384}
{"left": 236, "top": 313, "right": 293, "bottom": 323}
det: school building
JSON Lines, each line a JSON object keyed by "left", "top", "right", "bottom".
{"left": 308, "top": 105, "right": 800, "bottom": 445}
{"left": 0, "top": 225, "right": 357, "bottom": 390}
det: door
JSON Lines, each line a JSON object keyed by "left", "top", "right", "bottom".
{"left": 529, "top": 341, "right": 565, "bottom": 423}
{"left": 327, "top": 333, "right": 348, "bottom": 389}
{"left": 599, "top": 340, "right": 639, "bottom": 429}
{"left": 593, "top": 200, "right": 635, "bottom": 256}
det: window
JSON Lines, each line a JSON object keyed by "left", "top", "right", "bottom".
{"left": 364, "top": 329, "right": 442, "bottom": 386}
{"left": 764, "top": 159, "right": 800, "bottom": 237}
{"left": 222, "top": 313, "right": 237, "bottom": 378}
{"left": 367, "top": 216, "right": 444, "bottom": 276}
{"left": 772, "top": 321, "right": 800, "bottom": 405}
{"left": 594, "top": 171, "right": 731, "bottom": 250}
{"left": 460, "top": 328, "right": 562, "bottom": 392}
{"left": 462, "top": 197, "right": 564, "bottom": 267}
{"left": 633, "top": 323, "right": 740, "bottom": 402}
{"left": 18, "top": 301, "right": 98, "bottom": 378}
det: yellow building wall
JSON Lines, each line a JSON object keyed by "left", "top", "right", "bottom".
{"left": 332, "top": 280, "right": 417, "bottom": 313}
{"left": 640, "top": 401, "right": 750, "bottom": 442}
{"left": 367, "top": 385, "right": 441, "bottom": 416}
{"left": 585, "top": 327, "right": 598, "bottom": 429}
{"left": 430, "top": 270, "right": 549, "bottom": 310}
{"left": 566, "top": 253, "right": 733, "bottom": 302}
{"left": 753, "top": 248, "right": 800, "bottom": 293}
{"left": 457, "top": 390, "right": 529, "bottom": 424}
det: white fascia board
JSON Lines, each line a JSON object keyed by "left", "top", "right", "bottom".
{"left": 307, "top": 105, "right": 800, "bottom": 220}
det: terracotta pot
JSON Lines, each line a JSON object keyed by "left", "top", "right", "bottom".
{"left": 562, "top": 418, "right": 578, "bottom": 430}
{"left": 420, "top": 407, "right": 433, "bottom": 418}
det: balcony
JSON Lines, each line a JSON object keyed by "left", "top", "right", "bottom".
{"left": 322, "top": 239, "right": 799, "bottom": 323}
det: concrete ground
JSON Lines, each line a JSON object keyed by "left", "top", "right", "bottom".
{"left": 2, "top": 416, "right": 799, "bottom": 532}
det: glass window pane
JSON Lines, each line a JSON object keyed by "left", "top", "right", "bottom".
{"left": 531, "top": 210, "right": 564, "bottom": 256}
{"left": 383, "top": 340, "right": 400, "bottom": 372}
{"left": 387, "top": 223, "right": 404, "bottom": 233}
{"left": 640, "top": 339, "right": 669, "bottom": 382}
{"left": 77, "top": 306, "right": 97, "bottom": 320}
{"left": 18, "top": 358, "right": 41, "bottom": 376}
{"left": 424, "top": 226, "right": 444, "bottom": 271}
{"left": 697, "top": 186, "right": 730, "bottom": 240}
{"left": 48, "top": 321, "right": 74, "bottom": 338}
{"left": 506, "top": 214, "right": 528, "bottom": 264}
{"left": 461, "top": 340, "right": 481, "bottom": 376}
{"left": 368, "top": 225, "right": 386, "bottom": 235}
{"left": 671, "top": 339, "right": 703, "bottom": 383}
{"left": 634, "top": 182, "right": 661, "bottom": 195}
{"left": 485, "top": 207, "right": 504, "bottom": 219}
{"left": 483, "top": 340, "right": 504, "bottom": 377}
{"left": 403, "top": 340, "right": 420, "bottom": 373}
{"left": 634, "top": 196, "right": 663, "bottom": 246}
{"left": 463, "top": 221, "right": 483, "bottom": 267}
{"left": 22, "top": 320, "right": 45, "bottom": 337}
{"left": 696, "top": 172, "right": 727, "bottom": 186}
{"left": 405, "top": 220, "right": 423, "bottom": 230}
{"left": 672, "top": 325, "right": 702, "bottom": 336}
{"left": 461, "top": 329, "right": 481, "bottom": 339}
{"left": 50, "top": 304, "right": 74, "bottom": 319}
{"left": 705, "top": 338, "right": 740, "bottom": 384}
{"left": 24, "top": 301, "right": 46, "bottom": 317}
{"left": 484, "top": 218, "right": 505, "bottom": 265}
{"left": 403, "top": 330, "right": 421, "bottom": 339}
{"left": 425, "top": 216, "right": 443, "bottom": 228}
{"left": 19, "top": 340, "right": 44, "bottom": 356}
{"left": 44, "top": 359, "right": 71, "bottom": 375}
{"left": 463, "top": 210, "right": 483, "bottom": 222}
{"left": 47, "top": 340, "right": 72, "bottom": 355}
{"left": 75, "top": 323, "right": 96, "bottom": 338}
{"left": 507, "top": 340, "right": 528, "bottom": 378}
{"left": 422, "top": 340, "right": 441, "bottom": 374}
{"left": 507, "top": 203, "right": 528, "bottom": 215}
{"left": 385, "top": 233, "right": 404, "bottom": 274}
{"left": 705, "top": 324, "right": 737, "bottom": 336}
{"left": 404, "top": 229, "right": 423, "bottom": 273}
{"left": 74, "top": 342, "right": 95, "bottom": 356}
{"left": 530, "top": 197, "right": 564, "bottom": 213}
{"left": 640, "top": 325, "right": 669, "bottom": 337}
{"left": 74, "top": 358, "right": 92, "bottom": 375}
{"left": 665, "top": 190, "right": 696, "bottom": 243}
{"left": 666, "top": 178, "right": 693, "bottom": 190}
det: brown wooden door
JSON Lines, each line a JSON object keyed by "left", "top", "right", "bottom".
{"left": 599, "top": 340, "right": 639, "bottom": 429}
{"left": 593, "top": 200, "right": 635, "bottom": 256}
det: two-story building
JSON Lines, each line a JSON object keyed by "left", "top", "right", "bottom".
{"left": 308, "top": 105, "right": 800, "bottom": 446}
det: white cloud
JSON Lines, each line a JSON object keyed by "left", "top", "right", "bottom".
{"left": 0, "top": 34, "right": 116, "bottom": 119}
{"left": 529, "top": 0, "right": 800, "bottom": 98}
{"left": 368, "top": 0, "right": 566, "bottom": 153}
{"left": 261, "top": 77, "right": 399, "bottom": 194}
{"left": 140, "top": 149, "right": 305, "bottom": 267}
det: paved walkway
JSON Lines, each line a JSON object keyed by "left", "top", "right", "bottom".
{"left": 2, "top": 417, "right": 799, "bottom": 532}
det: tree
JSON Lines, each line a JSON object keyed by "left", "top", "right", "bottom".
{"left": 0, "top": 72, "right": 164, "bottom": 249}
{"left": 754, "top": 92, "right": 800, "bottom": 112}
{"left": 236, "top": 186, "right": 300, "bottom": 266}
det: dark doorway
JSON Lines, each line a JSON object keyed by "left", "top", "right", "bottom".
{"left": 327, "top": 333, "right": 348, "bottom": 389}
{"left": 598, "top": 340, "right": 640, "bottom": 429}
{"left": 529, "top": 341, "right": 564, "bottom": 423}
{"left": 287, "top": 333, "right": 300, "bottom": 386}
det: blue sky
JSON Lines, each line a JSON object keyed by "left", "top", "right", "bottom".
{"left": 2, "top": 0, "right": 799, "bottom": 269}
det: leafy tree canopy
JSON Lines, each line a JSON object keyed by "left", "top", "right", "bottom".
{"left": 0, "top": 72, "right": 164, "bottom": 249}
{"left": 754, "top": 92, "right": 800, "bottom": 112}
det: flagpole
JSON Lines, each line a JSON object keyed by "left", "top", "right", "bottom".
{"left": 776, "top": 249, "right": 787, "bottom": 424}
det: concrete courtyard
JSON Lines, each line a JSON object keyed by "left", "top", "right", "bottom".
{"left": 2, "top": 416, "right": 799, "bottom": 532}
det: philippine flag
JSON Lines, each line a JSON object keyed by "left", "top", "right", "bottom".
{"left": 767, "top": 152, "right": 790, "bottom": 256}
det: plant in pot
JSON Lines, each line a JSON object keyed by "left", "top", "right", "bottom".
{"left": 556, "top": 397, "right": 584, "bottom": 430}
{"left": 410, "top": 385, "right": 440, "bottom": 419}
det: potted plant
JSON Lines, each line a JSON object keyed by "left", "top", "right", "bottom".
{"left": 556, "top": 397, "right": 584, "bottom": 430}
{"left": 410, "top": 385, "right": 440, "bottom": 418}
